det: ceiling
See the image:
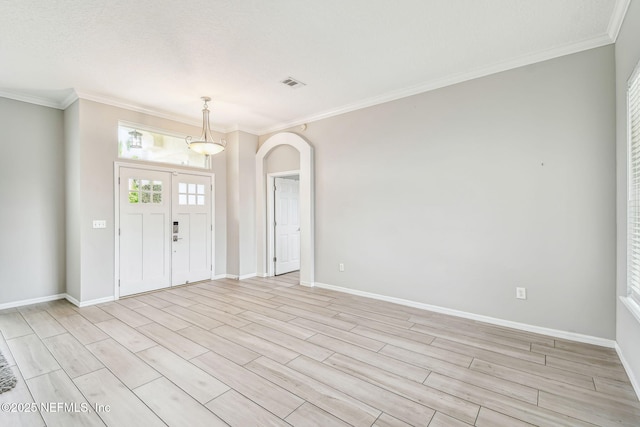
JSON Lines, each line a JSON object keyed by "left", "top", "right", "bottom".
{"left": 0, "top": 0, "right": 629, "bottom": 134}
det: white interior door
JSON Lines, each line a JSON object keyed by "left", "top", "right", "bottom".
{"left": 119, "top": 167, "right": 172, "bottom": 296}
{"left": 275, "top": 177, "right": 300, "bottom": 275}
{"left": 172, "top": 174, "right": 212, "bottom": 285}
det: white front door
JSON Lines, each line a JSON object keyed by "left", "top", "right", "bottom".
{"left": 274, "top": 177, "right": 300, "bottom": 275}
{"left": 119, "top": 167, "right": 172, "bottom": 296}
{"left": 119, "top": 166, "right": 212, "bottom": 296}
{"left": 172, "top": 174, "right": 212, "bottom": 285}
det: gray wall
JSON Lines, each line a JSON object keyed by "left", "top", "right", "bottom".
{"left": 261, "top": 45, "right": 616, "bottom": 339}
{"left": 71, "top": 99, "right": 228, "bottom": 301}
{"left": 615, "top": 0, "right": 640, "bottom": 393}
{"left": 265, "top": 144, "right": 300, "bottom": 173}
{"left": 226, "top": 130, "right": 258, "bottom": 277}
{"left": 64, "top": 100, "right": 81, "bottom": 300}
{"left": 239, "top": 131, "right": 257, "bottom": 277}
{"left": 0, "top": 98, "right": 66, "bottom": 305}
{"left": 226, "top": 132, "right": 240, "bottom": 276}
{"left": 0, "top": 37, "right": 621, "bottom": 346}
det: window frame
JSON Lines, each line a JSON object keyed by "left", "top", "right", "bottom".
{"left": 627, "top": 59, "right": 640, "bottom": 307}
{"left": 118, "top": 122, "right": 210, "bottom": 170}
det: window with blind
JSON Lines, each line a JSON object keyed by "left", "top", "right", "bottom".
{"left": 628, "top": 60, "right": 640, "bottom": 306}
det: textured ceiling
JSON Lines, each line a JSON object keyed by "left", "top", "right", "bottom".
{"left": 0, "top": 0, "right": 628, "bottom": 133}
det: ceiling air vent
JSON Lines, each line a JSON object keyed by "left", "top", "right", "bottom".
{"left": 280, "top": 77, "right": 306, "bottom": 89}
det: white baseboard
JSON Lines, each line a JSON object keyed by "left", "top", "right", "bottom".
{"left": 65, "top": 295, "right": 114, "bottom": 308}
{"left": 615, "top": 343, "right": 640, "bottom": 401}
{"left": 314, "top": 282, "right": 616, "bottom": 348}
{"left": 0, "top": 293, "right": 66, "bottom": 310}
{"left": 216, "top": 273, "right": 258, "bottom": 280}
{"left": 65, "top": 294, "right": 80, "bottom": 306}
{"left": 213, "top": 274, "right": 240, "bottom": 280}
{"left": 300, "top": 280, "right": 314, "bottom": 288}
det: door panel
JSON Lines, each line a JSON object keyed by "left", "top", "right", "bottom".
{"left": 275, "top": 177, "right": 300, "bottom": 275}
{"left": 119, "top": 168, "right": 172, "bottom": 296}
{"left": 172, "top": 174, "right": 212, "bottom": 285}
{"left": 119, "top": 167, "right": 212, "bottom": 296}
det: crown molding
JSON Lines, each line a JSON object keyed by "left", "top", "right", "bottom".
{"left": 0, "top": 89, "right": 66, "bottom": 109}
{"left": 258, "top": 33, "right": 614, "bottom": 135}
{"left": 607, "top": 0, "right": 631, "bottom": 42}
{"left": 60, "top": 90, "right": 80, "bottom": 109}
{"left": 73, "top": 90, "right": 218, "bottom": 129}
{"left": 0, "top": 87, "right": 251, "bottom": 136}
{"left": 1, "top": 26, "right": 621, "bottom": 137}
{"left": 224, "top": 124, "right": 261, "bottom": 135}
{"left": 64, "top": 89, "right": 244, "bottom": 135}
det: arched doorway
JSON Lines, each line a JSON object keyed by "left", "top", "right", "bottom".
{"left": 256, "top": 132, "right": 314, "bottom": 286}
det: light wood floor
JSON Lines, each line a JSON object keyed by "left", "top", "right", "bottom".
{"left": 1, "top": 272, "right": 639, "bottom": 426}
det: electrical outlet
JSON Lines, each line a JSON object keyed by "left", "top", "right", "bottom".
{"left": 339, "top": 263, "right": 345, "bottom": 272}
{"left": 516, "top": 287, "right": 527, "bottom": 300}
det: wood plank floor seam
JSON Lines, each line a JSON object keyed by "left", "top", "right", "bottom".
{"left": 0, "top": 271, "right": 637, "bottom": 426}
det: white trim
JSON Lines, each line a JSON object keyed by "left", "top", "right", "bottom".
{"left": 4, "top": 24, "right": 620, "bottom": 136}
{"left": 114, "top": 162, "right": 216, "bottom": 300}
{"left": 267, "top": 170, "right": 301, "bottom": 175}
{"left": 60, "top": 91, "right": 79, "bottom": 110}
{"left": 224, "top": 123, "right": 262, "bottom": 136}
{"left": 65, "top": 90, "right": 250, "bottom": 133}
{"left": 257, "top": 35, "right": 613, "bottom": 135}
{"left": 210, "top": 174, "right": 216, "bottom": 280}
{"left": 615, "top": 342, "right": 640, "bottom": 400}
{"left": 299, "top": 280, "right": 314, "bottom": 288}
{"left": 256, "top": 133, "right": 314, "bottom": 286}
{"left": 67, "top": 92, "right": 256, "bottom": 134}
{"left": 314, "top": 282, "right": 617, "bottom": 348}
{"left": 266, "top": 170, "right": 301, "bottom": 277}
{"left": 607, "top": 0, "right": 631, "bottom": 42}
{"left": 627, "top": 58, "right": 640, "bottom": 309}
{"left": 75, "top": 91, "right": 208, "bottom": 129}
{"left": 0, "top": 90, "right": 68, "bottom": 109}
{"left": 239, "top": 273, "right": 257, "bottom": 280}
{"left": 0, "top": 294, "right": 66, "bottom": 310}
{"left": 620, "top": 296, "right": 640, "bottom": 325}
{"left": 65, "top": 294, "right": 80, "bottom": 306}
{"left": 213, "top": 274, "right": 236, "bottom": 280}
{"left": 65, "top": 295, "right": 114, "bottom": 308}
{"left": 113, "top": 163, "right": 120, "bottom": 300}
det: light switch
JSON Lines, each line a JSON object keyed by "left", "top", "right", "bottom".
{"left": 92, "top": 220, "right": 107, "bottom": 229}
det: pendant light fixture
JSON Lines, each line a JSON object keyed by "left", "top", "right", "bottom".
{"left": 185, "top": 96, "right": 226, "bottom": 156}
{"left": 128, "top": 129, "right": 143, "bottom": 149}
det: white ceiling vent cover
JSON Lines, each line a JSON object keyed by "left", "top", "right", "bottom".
{"left": 280, "top": 77, "right": 306, "bottom": 89}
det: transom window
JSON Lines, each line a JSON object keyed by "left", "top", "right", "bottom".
{"left": 118, "top": 124, "right": 208, "bottom": 169}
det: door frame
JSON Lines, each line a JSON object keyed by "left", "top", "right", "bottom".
{"left": 267, "top": 170, "right": 300, "bottom": 277}
{"left": 113, "top": 161, "right": 215, "bottom": 300}
{"left": 256, "top": 132, "right": 314, "bottom": 286}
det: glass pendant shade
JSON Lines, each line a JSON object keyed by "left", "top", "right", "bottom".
{"left": 186, "top": 97, "right": 226, "bottom": 156}
{"left": 128, "top": 130, "right": 143, "bottom": 149}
